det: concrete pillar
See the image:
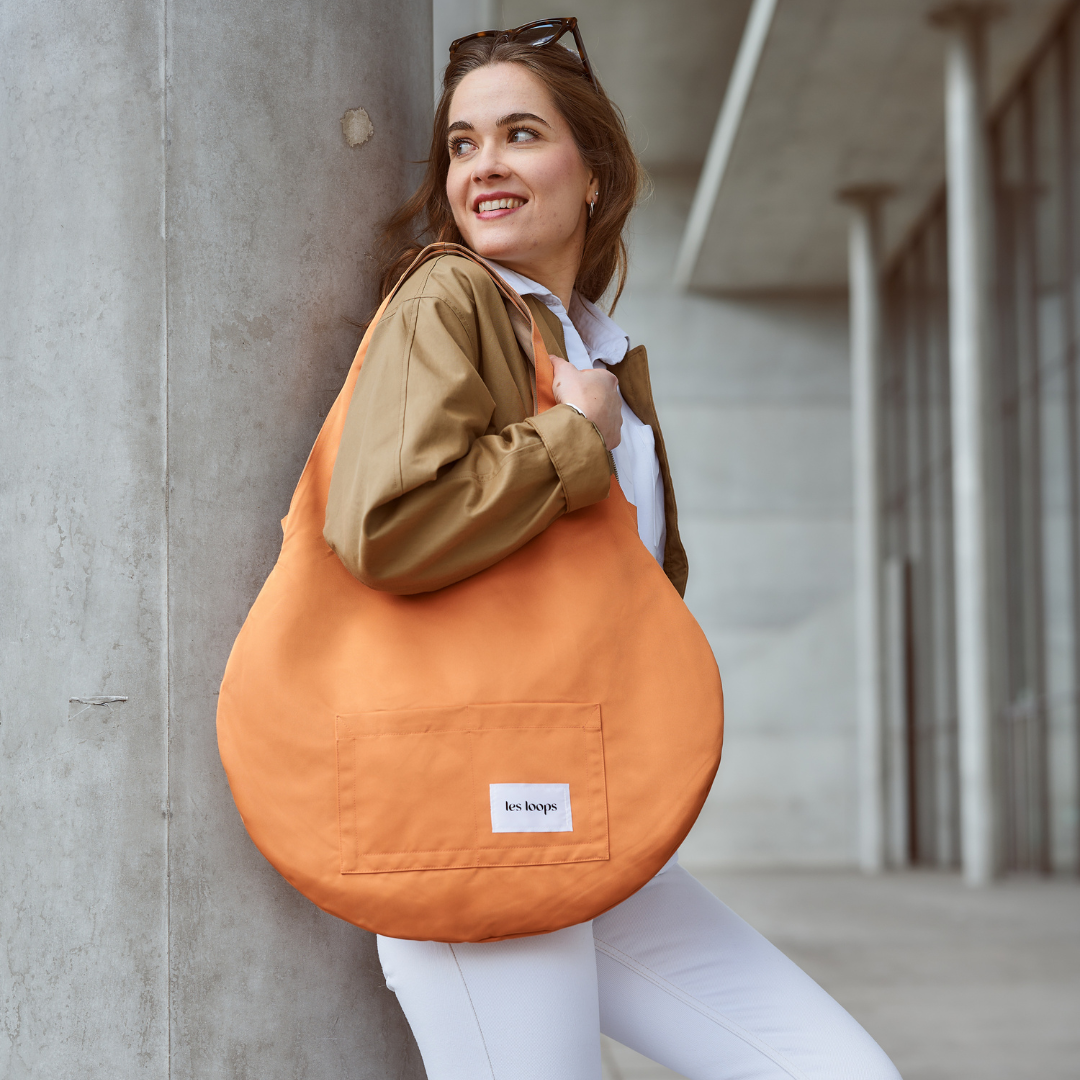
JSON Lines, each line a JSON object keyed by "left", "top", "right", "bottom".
{"left": 840, "top": 186, "right": 892, "bottom": 873}
{"left": 931, "top": 3, "right": 1001, "bottom": 885}
{"left": 1, "top": 1, "right": 431, "bottom": 1076}
{"left": 883, "top": 556, "right": 911, "bottom": 867}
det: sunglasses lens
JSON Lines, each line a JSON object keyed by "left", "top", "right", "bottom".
{"left": 514, "top": 22, "right": 562, "bottom": 46}
{"left": 515, "top": 22, "right": 583, "bottom": 64}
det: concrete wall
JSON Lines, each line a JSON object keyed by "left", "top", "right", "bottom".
{"left": 617, "top": 177, "right": 858, "bottom": 868}
{"left": 1, "top": 1, "right": 430, "bottom": 1076}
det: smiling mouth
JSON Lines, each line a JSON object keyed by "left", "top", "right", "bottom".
{"left": 476, "top": 197, "right": 527, "bottom": 214}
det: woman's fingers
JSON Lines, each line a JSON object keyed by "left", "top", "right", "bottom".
{"left": 549, "top": 357, "right": 622, "bottom": 450}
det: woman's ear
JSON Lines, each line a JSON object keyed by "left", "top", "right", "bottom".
{"left": 585, "top": 173, "right": 601, "bottom": 216}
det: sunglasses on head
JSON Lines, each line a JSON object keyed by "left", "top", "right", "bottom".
{"left": 448, "top": 17, "right": 596, "bottom": 89}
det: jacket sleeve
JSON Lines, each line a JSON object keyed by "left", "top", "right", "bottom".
{"left": 323, "top": 290, "right": 612, "bottom": 594}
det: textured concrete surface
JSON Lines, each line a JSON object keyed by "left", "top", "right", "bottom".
{"left": 1, "top": 3, "right": 170, "bottom": 1074}
{"left": 601, "top": 869, "right": 1080, "bottom": 1080}
{"left": 2, "top": 0, "right": 431, "bottom": 1076}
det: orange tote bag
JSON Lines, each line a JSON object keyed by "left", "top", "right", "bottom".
{"left": 217, "top": 244, "right": 723, "bottom": 942}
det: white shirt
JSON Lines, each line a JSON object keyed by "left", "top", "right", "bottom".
{"left": 486, "top": 262, "right": 667, "bottom": 566}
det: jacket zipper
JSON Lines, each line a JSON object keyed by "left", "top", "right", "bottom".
{"left": 608, "top": 449, "right": 619, "bottom": 481}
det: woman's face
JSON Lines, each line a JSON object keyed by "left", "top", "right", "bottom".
{"left": 445, "top": 62, "right": 598, "bottom": 281}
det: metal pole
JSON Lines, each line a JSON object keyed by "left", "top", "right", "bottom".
{"left": 931, "top": 3, "right": 1001, "bottom": 885}
{"left": 840, "top": 186, "right": 892, "bottom": 873}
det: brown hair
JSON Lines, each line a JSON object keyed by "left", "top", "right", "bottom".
{"left": 374, "top": 35, "right": 644, "bottom": 310}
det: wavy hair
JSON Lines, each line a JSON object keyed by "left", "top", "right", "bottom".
{"left": 374, "top": 33, "right": 644, "bottom": 310}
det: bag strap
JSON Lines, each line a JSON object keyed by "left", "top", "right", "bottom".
{"left": 374, "top": 242, "right": 556, "bottom": 413}
{"left": 283, "top": 243, "right": 562, "bottom": 530}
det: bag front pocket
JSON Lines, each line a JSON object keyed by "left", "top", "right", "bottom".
{"left": 336, "top": 702, "right": 609, "bottom": 873}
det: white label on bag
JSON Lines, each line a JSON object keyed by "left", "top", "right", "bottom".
{"left": 489, "top": 783, "right": 573, "bottom": 833}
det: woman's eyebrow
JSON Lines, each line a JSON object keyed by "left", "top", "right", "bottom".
{"left": 447, "top": 112, "right": 550, "bottom": 135}
{"left": 496, "top": 112, "right": 549, "bottom": 128}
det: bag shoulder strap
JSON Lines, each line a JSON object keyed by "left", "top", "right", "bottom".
{"left": 282, "top": 244, "right": 560, "bottom": 528}
{"left": 374, "top": 243, "right": 555, "bottom": 413}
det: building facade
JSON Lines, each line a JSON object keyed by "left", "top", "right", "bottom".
{"left": 672, "top": 0, "right": 1079, "bottom": 878}
{"left": 884, "top": 4, "right": 1080, "bottom": 875}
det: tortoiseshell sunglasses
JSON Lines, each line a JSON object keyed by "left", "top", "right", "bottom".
{"left": 448, "top": 17, "right": 596, "bottom": 89}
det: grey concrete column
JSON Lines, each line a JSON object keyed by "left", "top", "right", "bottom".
{"left": 1, "top": 1, "right": 431, "bottom": 1076}
{"left": 840, "top": 187, "right": 891, "bottom": 874}
{"left": 931, "top": 3, "right": 1001, "bottom": 885}
{"left": 883, "top": 557, "right": 912, "bottom": 868}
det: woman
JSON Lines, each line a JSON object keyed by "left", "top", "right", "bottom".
{"left": 324, "top": 20, "right": 902, "bottom": 1080}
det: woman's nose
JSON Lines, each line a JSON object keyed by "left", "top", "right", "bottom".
{"left": 473, "top": 147, "right": 509, "bottom": 182}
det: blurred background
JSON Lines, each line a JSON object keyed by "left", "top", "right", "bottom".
{"left": 2, "top": 1, "right": 1077, "bottom": 1078}
{"left": 434, "top": 3, "right": 1080, "bottom": 1078}
{"left": 437, "top": 0, "right": 1080, "bottom": 882}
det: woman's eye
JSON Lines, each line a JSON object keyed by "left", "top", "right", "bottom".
{"left": 449, "top": 138, "right": 475, "bottom": 157}
{"left": 508, "top": 127, "right": 539, "bottom": 144}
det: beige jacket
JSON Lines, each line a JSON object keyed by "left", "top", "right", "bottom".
{"left": 323, "top": 254, "right": 688, "bottom": 596}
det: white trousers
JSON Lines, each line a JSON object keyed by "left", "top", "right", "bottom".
{"left": 377, "top": 858, "right": 902, "bottom": 1080}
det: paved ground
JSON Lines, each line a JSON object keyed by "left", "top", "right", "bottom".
{"left": 599, "top": 868, "right": 1080, "bottom": 1080}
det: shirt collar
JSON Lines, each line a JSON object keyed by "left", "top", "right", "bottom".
{"left": 484, "top": 260, "right": 629, "bottom": 366}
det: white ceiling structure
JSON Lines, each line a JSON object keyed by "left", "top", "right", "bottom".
{"left": 677, "top": 0, "right": 1069, "bottom": 292}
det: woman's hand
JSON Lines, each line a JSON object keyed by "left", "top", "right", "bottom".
{"left": 550, "top": 355, "right": 623, "bottom": 450}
